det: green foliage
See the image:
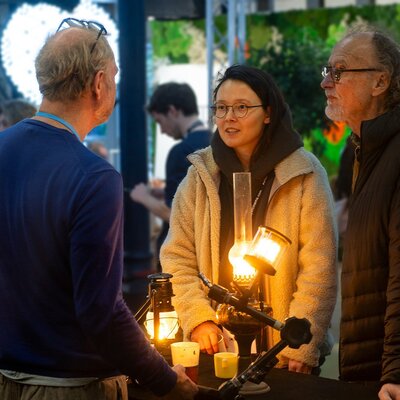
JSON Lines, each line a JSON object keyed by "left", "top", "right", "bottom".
{"left": 249, "top": 24, "right": 273, "bottom": 49}
{"left": 150, "top": 20, "right": 193, "bottom": 63}
{"left": 258, "top": 4, "right": 398, "bottom": 40}
{"left": 304, "top": 126, "right": 351, "bottom": 177}
{"left": 325, "top": 18, "right": 348, "bottom": 49}
{"left": 248, "top": 26, "right": 331, "bottom": 137}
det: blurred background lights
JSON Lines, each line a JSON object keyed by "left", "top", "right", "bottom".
{"left": 1, "top": 0, "right": 119, "bottom": 106}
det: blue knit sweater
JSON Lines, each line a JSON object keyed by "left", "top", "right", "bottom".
{"left": 0, "top": 119, "right": 176, "bottom": 396}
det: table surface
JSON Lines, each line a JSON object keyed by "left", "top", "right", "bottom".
{"left": 129, "top": 353, "right": 379, "bottom": 400}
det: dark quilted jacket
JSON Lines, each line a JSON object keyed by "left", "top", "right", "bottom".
{"left": 340, "top": 106, "right": 400, "bottom": 383}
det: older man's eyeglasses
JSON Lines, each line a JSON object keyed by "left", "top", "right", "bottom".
{"left": 211, "top": 103, "right": 264, "bottom": 119}
{"left": 56, "top": 18, "right": 107, "bottom": 54}
{"left": 321, "top": 66, "right": 381, "bottom": 82}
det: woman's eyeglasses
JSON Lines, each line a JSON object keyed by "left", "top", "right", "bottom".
{"left": 56, "top": 18, "right": 107, "bottom": 54}
{"left": 211, "top": 103, "right": 264, "bottom": 119}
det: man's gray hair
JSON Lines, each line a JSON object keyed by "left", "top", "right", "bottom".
{"left": 372, "top": 31, "right": 400, "bottom": 110}
{"left": 35, "top": 26, "right": 114, "bottom": 102}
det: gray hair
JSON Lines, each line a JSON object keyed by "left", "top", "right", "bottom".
{"left": 372, "top": 31, "right": 400, "bottom": 110}
{"left": 35, "top": 26, "right": 114, "bottom": 102}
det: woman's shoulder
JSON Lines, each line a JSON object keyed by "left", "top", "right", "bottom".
{"left": 188, "top": 145, "right": 212, "bottom": 162}
{"left": 276, "top": 147, "right": 324, "bottom": 180}
{"left": 182, "top": 147, "right": 221, "bottom": 192}
{"left": 291, "top": 147, "right": 323, "bottom": 167}
{"left": 187, "top": 146, "right": 218, "bottom": 175}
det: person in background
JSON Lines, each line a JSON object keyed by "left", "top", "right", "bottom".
{"left": 162, "top": 64, "right": 337, "bottom": 374}
{"left": 334, "top": 136, "right": 354, "bottom": 203}
{"left": 0, "top": 18, "right": 197, "bottom": 400}
{"left": 130, "top": 82, "right": 211, "bottom": 270}
{"left": 333, "top": 135, "right": 355, "bottom": 258}
{"left": 321, "top": 25, "right": 400, "bottom": 399}
{"left": 0, "top": 98, "right": 36, "bottom": 131}
{"left": 87, "top": 139, "right": 109, "bottom": 160}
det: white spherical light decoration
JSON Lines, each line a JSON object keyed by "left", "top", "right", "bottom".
{"left": 1, "top": 0, "right": 119, "bottom": 106}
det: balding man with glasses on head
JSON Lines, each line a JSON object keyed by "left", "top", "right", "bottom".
{"left": 0, "top": 18, "right": 197, "bottom": 400}
{"left": 321, "top": 25, "right": 400, "bottom": 400}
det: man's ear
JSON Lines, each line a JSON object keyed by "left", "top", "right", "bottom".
{"left": 92, "top": 70, "right": 105, "bottom": 100}
{"left": 168, "top": 104, "right": 180, "bottom": 117}
{"left": 372, "top": 71, "right": 390, "bottom": 97}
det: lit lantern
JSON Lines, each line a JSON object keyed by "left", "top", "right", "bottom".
{"left": 145, "top": 310, "right": 179, "bottom": 341}
{"left": 244, "top": 226, "right": 291, "bottom": 277}
{"left": 229, "top": 241, "right": 255, "bottom": 285}
{"left": 143, "top": 273, "right": 179, "bottom": 347}
{"left": 217, "top": 171, "right": 292, "bottom": 362}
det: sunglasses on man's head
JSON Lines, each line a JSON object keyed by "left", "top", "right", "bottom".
{"left": 56, "top": 18, "right": 107, "bottom": 54}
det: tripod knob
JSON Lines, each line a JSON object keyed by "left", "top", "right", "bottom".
{"left": 280, "top": 316, "right": 312, "bottom": 349}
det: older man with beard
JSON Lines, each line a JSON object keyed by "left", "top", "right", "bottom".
{"left": 321, "top": 26, "right": 400, "bottom": 400}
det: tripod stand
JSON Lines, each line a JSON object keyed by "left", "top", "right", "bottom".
{"left": 199, "top": 273, "right": 312, "bottom": 400}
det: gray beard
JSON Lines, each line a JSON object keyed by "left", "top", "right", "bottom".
{"left": 325, "top": 105, "right": 345, "bottom": 123}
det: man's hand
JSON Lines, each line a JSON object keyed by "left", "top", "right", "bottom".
{"left": 161, "top": 364, "right": 198, "bottom": 400}
{"left": 130, "top": 183, "right": 150, "bottom": 205}
{"left": 129, "top": 182, "right": 171, "bottom": 221}
{"left": 190, "top": 321, "right": 223, "bottom": 355}
{"left": 288, "top": 359, "right": 312, "bottom": 374}
{"left": 379, "top": 383, "right": 400, "bottom": 400}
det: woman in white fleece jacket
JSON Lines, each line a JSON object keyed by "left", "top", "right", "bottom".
{"left": 161, "top": 65, "right": 337, "bottom": 374}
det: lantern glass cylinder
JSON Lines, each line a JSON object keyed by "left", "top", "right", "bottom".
{"left": 145, "top": 310, "right": 179, "bottom": 340}
{"left": 229, "top": 172, "right": 256, "bottom": 286}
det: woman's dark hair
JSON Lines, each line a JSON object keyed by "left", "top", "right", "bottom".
{"left": 213, "top": 64, "right": 287, "bottom": 148}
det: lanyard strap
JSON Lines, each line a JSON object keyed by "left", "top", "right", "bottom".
{"left": 36, "top": 112, "right": 80, "bottom": 141}
{"left": 251, "top": 174, "right": 269, "bottom": 213}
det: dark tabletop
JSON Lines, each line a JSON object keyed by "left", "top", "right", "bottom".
{"left": 129, "top": 353, "right": 379, "bottom": 400}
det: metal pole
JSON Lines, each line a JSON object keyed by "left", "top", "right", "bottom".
{"left": 206, "top": 0, "right": 214, "bottom": 121}
{"left": 118, "top": 0, "right": 152, "bottom": 281}
{"left": 237, "top": 0, "right": 247, "bottom": 64}
{"left": 227, "top": 0, "right": 236, "bottom": 65}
